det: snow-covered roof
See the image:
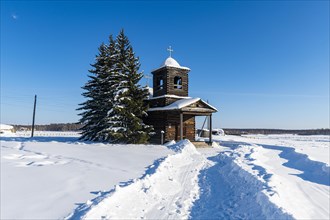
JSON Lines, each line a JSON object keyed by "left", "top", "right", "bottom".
{"left": 0, "top": 124, "right": 13, "bottom": 130}
{"left": 148, "top": 98, "right": 218, "bottom": 112}
{"left": 152, "top": 57, "right": 190, "bottom": 72}
{"left": 162, "top": 57, "right": 180, "bottom": 67}
{"left": 148, "top": 94, "right": 191, "bottom": 100}
{"left": 198, "top": 99, "right": 218, "bottom": 111}
{"left": 146, "top": 86, "right": 153, "bottom": 99}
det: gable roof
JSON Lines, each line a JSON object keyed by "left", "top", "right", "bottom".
{"left": 148, "top": 97, "right": 218, "bottom": 112}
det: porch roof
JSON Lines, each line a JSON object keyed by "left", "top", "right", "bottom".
{"left": 148, "top": 97, "right": 218, "bottom": 113}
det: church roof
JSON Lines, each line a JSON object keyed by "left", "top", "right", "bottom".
{"left": 152, "top": 57, "right": 190, "bottom": 72}
{"left": 148, "top": 97, "right": 218, "bottom": 112}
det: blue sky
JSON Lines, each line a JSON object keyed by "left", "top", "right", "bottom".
{"left": 1, "top": 0, "right": 329, "bottom": 129}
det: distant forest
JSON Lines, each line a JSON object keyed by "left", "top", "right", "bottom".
{"left": 12, "top": 123, "right": 330, "bottom": 135}
{"left": 223, "top": 128, "right": 330, "bottom": 135}
{"left": 13, "top": 123, "right": 83, "bottom": 132}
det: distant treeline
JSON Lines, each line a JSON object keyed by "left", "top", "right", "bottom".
{"left": 11, "top": 124, "right": 330, "bottom": 135}
{"left": 13, "top": 123, "right": 83, "bottom": 132}
{"left": 223, "top": 128, "right": 330, "bottom": 136}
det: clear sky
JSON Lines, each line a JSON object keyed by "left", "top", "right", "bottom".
{"left": 1, "top": 0, "right": 329, "bottom": 129}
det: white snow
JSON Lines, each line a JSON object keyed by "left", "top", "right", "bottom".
{"left": 79, "top": 140, "right": 206, "bottom": 219}
{"left": 152, "top": 57, "right": 190, "bottom": 72}
{"left": 148, "top": 97, "right": 217, "bottom": 112}
{"left": 204, "top": 134, "right": 330, "bottom": 219}
{"left": 1, "top": 133, "right": 329, "bottom": 219}
{"left": 0, "top": 133, "right": 173, "bottom": 219}
{"left": 147, "top": 86, "right": 153, "bottom": 98}
{"left": 0, "top": 124, "right": 14, "bottom": 131}
{"left": 148, "top": 98, "right": 200, "bottom": 111}
{"left": 148, "top": 94, "right": 191, "bottom": 100}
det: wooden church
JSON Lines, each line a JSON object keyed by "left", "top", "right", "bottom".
{"left": 144, "top": 48, "right": 217, "bottom": 144}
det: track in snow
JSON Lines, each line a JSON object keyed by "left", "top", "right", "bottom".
{"left": 190, "top": 152, "right": 293, "bottom": 219}
{"left": 68, "top": 140, "right": 207, "bottom": 220}
{"left": 65, "top": 136, "right": 329, "bottom": 219}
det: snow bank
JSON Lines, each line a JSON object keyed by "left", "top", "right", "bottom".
{"left": 190, "top": 153, "right": 293, "bottom": 219}
{"left": 164, "top": 140, "right": 176, "bottom": 146}
{"left": 213, "top": 135, "right": 330, "bottom": 219}
{"left": 165, "top": 139, "right": 199, "bottom": 154}
{"left": 74, "top": 140, "right": 206, "bottom": 219}
{"left": 1, "top": 137, "right": 172, "bottom": 219}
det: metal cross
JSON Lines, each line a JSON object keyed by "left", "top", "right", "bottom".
{"left": 144, "top": 74, "right": 152, "bottom": 87}
{"left": 167, "top": 46, "right": 173, "bottom": 57}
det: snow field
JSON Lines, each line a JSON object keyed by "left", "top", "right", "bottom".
{"left": 1, "top": 133, "right": 329, "bottom": 219}
{"left": 77, "top": 140, "right": 208, "bottom": 219}
{"left": 1, "top": 136, "right": 173, "bottom": 219}
{"left": 213, "top": 135, "right": 330, "bottom": 219}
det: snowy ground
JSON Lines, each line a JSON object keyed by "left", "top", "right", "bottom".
{"left": 0, "top": 133, "right": 173, "bottom": 219}
{"left": 196, "top": 134, "right": 329, "bottom": 219}
{"left": 1, "top": 133, "right": 329, "bottom": 219}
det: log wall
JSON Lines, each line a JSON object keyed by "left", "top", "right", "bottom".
{"left": 152, "top": 67, "right": 189, "bottom": 97}
{"left": 144, "top": 111, "right": 196, "bottom": 144}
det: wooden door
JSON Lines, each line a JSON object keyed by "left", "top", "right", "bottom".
{"left": 175, "top": 124, "right": 186, "bottom": 140}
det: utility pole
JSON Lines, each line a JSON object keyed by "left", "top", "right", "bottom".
{"left": 31, "top": 95, "right": 37, "bottom": 138}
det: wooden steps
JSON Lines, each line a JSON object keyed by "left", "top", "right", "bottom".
{"left": 191, "top": 141, "right": 211, "bottom": 148}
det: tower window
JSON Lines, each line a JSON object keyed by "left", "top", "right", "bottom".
{"left": 156, "top": 77, "right": 164, "bottom": 91}
{"left": 174, "top": 76, "right": 182, "bottom": 89}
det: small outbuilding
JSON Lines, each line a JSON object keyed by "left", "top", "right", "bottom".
{"left": 144, "top": 54, "right": 217, "bottom": 144}
{"left": 0, "top": 124, "right": 15, "bottom": 134}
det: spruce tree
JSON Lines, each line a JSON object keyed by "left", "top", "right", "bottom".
{"left": 106, "top": 30, "right": 153, "bottom": 143}
{"left": 78, "top": 30, "right": 153, "bottom": 143}
{"left": 78, "top": 36, "right": 117, "bottom": 141}
{"left": 77, "top": 43, "right": 108, "bottom": 141}
{"left": 93, "top": 36, "right": 119, "bottom": 141}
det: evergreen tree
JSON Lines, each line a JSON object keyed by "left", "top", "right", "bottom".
{"left": 106, "top": 30, "right": 153, "bottom": 143}
{"left": 93, "top": 36, "right": 119, "bottom": 141}
{"left": 78, "top": 36, "right": 117, "bottom": 141}
{"left": 78, "top": 30, "right": 153, "bottom": 143}
{"left": 77, "top": 43, "right": 108, "bottom": 141}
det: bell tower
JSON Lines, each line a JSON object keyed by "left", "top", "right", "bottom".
{"left": 151, "top": 47, "right": 190, "bottom": 98}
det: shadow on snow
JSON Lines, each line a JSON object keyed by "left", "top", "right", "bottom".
{"left": 66, "top": 156, "right": 167, "bottom": 220}
{"left": 218, "top": 140, "right": 330, "bottom": 186}
{"left": 189, "top": 153, "right": 293, "bottom": 220}
{"left": 259, "top": 144, "right": 330, "bottom": 186}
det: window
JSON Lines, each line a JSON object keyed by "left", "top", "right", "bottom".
{"left": 156, "top": 77, "right": 164, "bottom": 90}
{"left": 174, "top": 76, "right": 182, "bottom": 89}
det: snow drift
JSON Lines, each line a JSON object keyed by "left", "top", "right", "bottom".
{"left": 70, "top": 140, "right": 207, "bottom": 219}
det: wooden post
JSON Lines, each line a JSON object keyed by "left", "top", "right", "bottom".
{"left": 209, "top": 114, "right": 212, "bottom": 145}
{"left": 161, "top": 130, "right": 164, "bottom": 145}
{"left": 31, "top": 95, "right": 37, "bottom": 138}
{"left": 180, "top": 113, "right": 183, "bottom": 140}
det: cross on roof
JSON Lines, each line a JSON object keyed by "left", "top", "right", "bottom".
{"left": 167, "top": 46, "right": 173, "bottom": 57}
{"left": 144, "top": 74, "right": 152, "bottom": 87}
